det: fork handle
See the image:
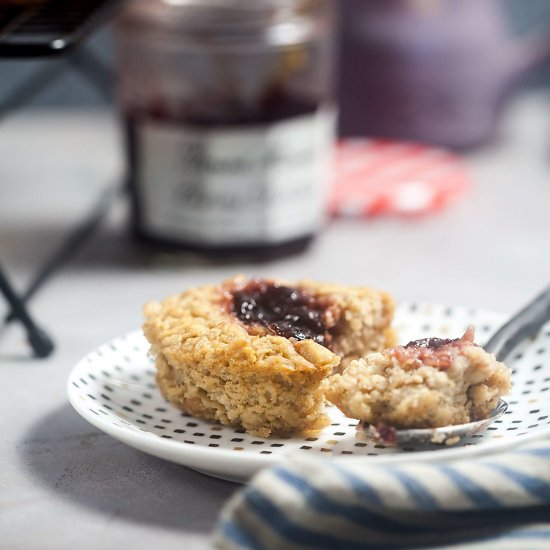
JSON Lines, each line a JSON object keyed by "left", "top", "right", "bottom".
{"left": 484, "top": 285, "right": 550, "bottom": 361}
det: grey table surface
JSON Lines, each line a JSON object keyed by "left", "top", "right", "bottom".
{"left": 1, "top": 92, "right": 550, "bottom": 550}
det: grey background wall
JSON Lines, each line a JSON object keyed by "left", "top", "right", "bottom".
{"left": 2, "top": 0, "right": 550, "bottom": 110}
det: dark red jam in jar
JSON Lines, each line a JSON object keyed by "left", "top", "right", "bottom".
{"left": 230, "top": 279, "right": 339, "bottom": 347}
{"left": 116, "top": 0, "right": 336, "bottom": 259}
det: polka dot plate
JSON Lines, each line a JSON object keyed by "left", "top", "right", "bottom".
{"left": 67, "top": 303, "right": 550, "bottom": 483}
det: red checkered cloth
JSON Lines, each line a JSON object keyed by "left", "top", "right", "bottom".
{"left": 329, "top": 139, "right": 471, "bottom": 216}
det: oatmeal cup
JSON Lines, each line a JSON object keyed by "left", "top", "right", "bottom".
{"left": 142, "top": 275, "right": 395, "bottom": 437}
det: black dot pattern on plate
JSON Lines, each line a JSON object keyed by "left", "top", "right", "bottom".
{"left": 68, "top": 307, "right": 550, "bottom": 463}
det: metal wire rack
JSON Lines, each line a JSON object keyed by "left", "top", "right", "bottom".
{"left": 0, "top": 0, "right": 120, "bottom": 57}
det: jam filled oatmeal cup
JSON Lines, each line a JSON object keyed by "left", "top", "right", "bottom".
{"left": 142, "top": 276, "right": 395, "bottom": 437}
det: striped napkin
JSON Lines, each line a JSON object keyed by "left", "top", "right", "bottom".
{"left": 214, "top": 440, "right": 550, "bottom": 549}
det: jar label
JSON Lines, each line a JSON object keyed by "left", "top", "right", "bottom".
{"left": 133, "top": 108, "right": 335, "bottom": 245}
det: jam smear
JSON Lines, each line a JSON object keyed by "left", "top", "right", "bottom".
{"left": 374, "top": 423, "right": 397, "bottom": 445}
{"left": 231, "top": 279, "right": 337, "bottom": 346}
{"left": 390, "top": 326, "right": 476, "bottom": 370}
{"left": 405, "top": 337, "right": 455, "bottom": 350}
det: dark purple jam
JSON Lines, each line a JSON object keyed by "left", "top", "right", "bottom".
{"left": 231, "top": 280, "right": 336, "bottom": 346}
{"left": 404, "top": 337, "right": 456, "bottom": 350}
{"left": 375, "top": 423, "right": 397, "bottom": 445}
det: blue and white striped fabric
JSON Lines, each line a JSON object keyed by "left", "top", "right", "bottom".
{"left": 214, "top": 440, "right": 550, "bottom": 549}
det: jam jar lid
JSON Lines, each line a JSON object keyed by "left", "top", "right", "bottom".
{"left": 118, "top": 0, "right": 333, "bottom": 46}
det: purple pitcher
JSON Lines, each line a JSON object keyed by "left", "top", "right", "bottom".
{"left": 338, "top": 0, "right": 550, "bottom": 148}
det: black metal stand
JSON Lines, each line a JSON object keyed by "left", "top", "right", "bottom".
{"left": 0, "top": 0, "right": 122, "bottom": 58}
{"left": 0, "top": 263, "right": 55, "bottom": 358}
{"left": 0, "top": 0, "right": 121, "bottom": 358}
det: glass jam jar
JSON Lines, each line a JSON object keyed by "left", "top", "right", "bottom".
{"left": 116, "top": 0, "right": 336, "bottom": 259}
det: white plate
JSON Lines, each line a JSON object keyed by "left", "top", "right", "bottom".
{"left": 67, "top": 303, "right": 550, "bottom": 482}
